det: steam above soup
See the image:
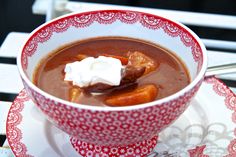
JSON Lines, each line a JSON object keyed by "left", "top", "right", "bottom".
{"left": 33, "top": 37, "right": 190, "bottom": 107}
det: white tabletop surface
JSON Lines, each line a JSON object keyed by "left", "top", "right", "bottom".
{"left": 1, "top": 2, "right": 236, "bottom": 156}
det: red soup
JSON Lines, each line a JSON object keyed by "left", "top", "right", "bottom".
{"left": 34, "top": 37, "right": 190, "bottom": 107}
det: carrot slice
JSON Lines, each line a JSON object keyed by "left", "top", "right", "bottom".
{"left": 76, "top": 54, "right": 88, "bottom": 61}
{"left": 105, "top": 84, "right": 158, "bottom": 107}
{"left": 69, "top": 87, "right": 81, "bottom": 102}
{"left": 102, "top": 54, "right": 128, "bottom": 65}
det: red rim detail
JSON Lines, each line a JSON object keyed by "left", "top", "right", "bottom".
{"left": 205, "top": 77, "right": 236, "bottom": 157}
{"left": 6, "top": 89, "right": 33, "bottom": 157}
{"left": 21, "top": 10, "right": 203, "bottom": 71}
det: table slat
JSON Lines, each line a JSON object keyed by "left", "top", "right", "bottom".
{"left": 0, "top": 32, "right": 28, "bottom": 58}
{"left": 0, "top": 64, "right": 23, "bottom": 94}
{"left": 63, "top": 2, "right": 236, "bottom": 30}
{"left": 0, "top": 101, "right": 11, "bottom": 135}
{"left": 208, "top": 50, "right": 236, "bottom": 81}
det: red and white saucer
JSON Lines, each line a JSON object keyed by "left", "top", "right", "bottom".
{"left": 6, "top": 77, "right": 236, "bottom": 157}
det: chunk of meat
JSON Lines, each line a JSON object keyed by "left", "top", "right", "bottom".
{"left": 83, "top": 65, "right": 145, "bottom": 93}
{"left": 121, "top": 65, "right": 145, "bottom": 84}
{"left": 128, "top": 51, "right": 158, "bottom": 75}
{"left": 83, "top": 83, "right": 113, "bottom": 93}
{"left": 69, "top": 87, "right": 82, "bottom": 102}
{"left": 105, "top": 84, "right": 158, "bottom": 106}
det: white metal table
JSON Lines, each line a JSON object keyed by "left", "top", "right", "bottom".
{"left": 1, "top": 1, "right": 236, "bottom": 156}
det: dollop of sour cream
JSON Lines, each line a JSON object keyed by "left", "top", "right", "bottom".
{"left": 64, "top": 56, "right": 122, "bottom": 87}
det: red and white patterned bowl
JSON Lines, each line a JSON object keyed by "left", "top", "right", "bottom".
{"left": 17, "top": 10, "right": 207, "bottom": 156}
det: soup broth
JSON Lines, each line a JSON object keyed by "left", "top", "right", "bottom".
{"left": 34, "top": 37, "right": 190, "bottom": 107}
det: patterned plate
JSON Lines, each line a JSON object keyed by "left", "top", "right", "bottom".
{"left": 6, "top": 77, "right": 236, "bottom": 157}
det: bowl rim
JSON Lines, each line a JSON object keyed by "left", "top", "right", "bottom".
{"left": 17, "top": 9, "right": 208, "bottom": 111}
